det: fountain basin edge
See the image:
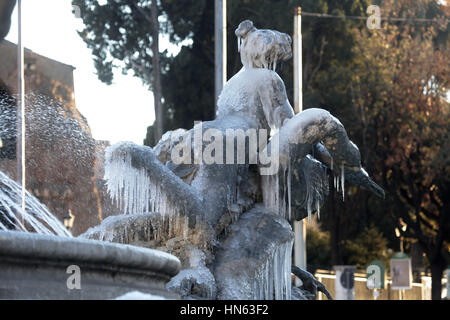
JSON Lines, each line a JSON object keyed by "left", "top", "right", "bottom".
{"left": 0, "top": 231, "right": 181, "bottom": 299}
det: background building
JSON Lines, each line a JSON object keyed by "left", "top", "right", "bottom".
{"left": 0, "top": 40, "right": 118, "bottom": 235}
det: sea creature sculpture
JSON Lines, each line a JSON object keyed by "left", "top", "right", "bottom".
{"left": 101, "top": 20, "right": 384, "bottom": 300}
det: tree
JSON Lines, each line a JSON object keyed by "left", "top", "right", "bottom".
{"left": 348, "top": 0, "right": 450, "bottom": 299}
{"left": 342, "top": 226, "right": 391, "bottom": 268}
{"left": 149, "top": 0, "right": 374, "bottom": 138}
{"left": 158, "top": 0, "right": 215, "bottom": 132}
{"left": 0, "top": 0, "right": 16, "bottom": 41}
{"left": 73, "top": 0, "right": 165, "bottom": 142}
{"left": 306, "top": 224, "right": 332, "bottom": 273}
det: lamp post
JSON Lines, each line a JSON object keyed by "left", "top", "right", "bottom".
{"left": 215, "top": 0, "right": 227, "bottom": 111}
{"left": 293, "top": 6, "right": 306, "bottom": 287}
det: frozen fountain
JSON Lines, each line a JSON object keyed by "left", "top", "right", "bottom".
{"left": 0, "top": 166, "right": 181, "bottom": 299}
{"left": 0, "top": 19, "right": 384, "bottom": 300}
{"left": 81, "top": 20, "right": 384, "bottom": 300}
{"left": 0, "top": 95, "right": 181, "bottom": 299}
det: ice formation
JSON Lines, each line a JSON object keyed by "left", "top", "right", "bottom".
{"left": 252, "top": 240, "right": 293, "bottom": 300}
{"left": 97, "top": 19, "right": 384, "bottom": 300}
{"left": 104, "top": 142, "right": 190, "bottom": 241}
{"left": 104, "top": 149, "right": 152, "bottom": 215}
{"left": 216, "top": 67, "right": 293, "bottom": 132}
{"left": 235, "top": 20, "right": 292, "bottom": 71}
{"left": 105, "top": 143, "right": 175, "bottom": 216}
{"left": 167, "top": 247, "right": 217, "bottom": 299}
{"left": 115, "top": 291, "right": 166, "bottom": 300}
{"left": 262, "top": 155, "right": 329, "bottom": 222}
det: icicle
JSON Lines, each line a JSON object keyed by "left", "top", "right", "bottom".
{"left": 287, "top": 161, "right": 292, "bottom": 221}
{"left": 273, "top": 58, "right": 277, "bottom": 71}
{"left": 341, "top": 164, "right": 345, "bottom": 201}
{"left": 316, "top": 200, "right": 320, "bottom": 220}
{"left": 237, "top": 36, "right": 242, "bottom": 52}
{"left": 275, "top": 173, "right": 279, "bottom": 215}
{"left": 251, "top": 237, "right": 293, "bottom": 300}
{"left": 262, "top": 173, "right": 281, "bottom": 217}
{"left": 183, "top": 215, "right": 189, "bottom": 239}
{"left": 336, "top": 173, "right": 340, "bottom": 193}
{"left": 307, "top": 199, "right": 312, "bottom": 223}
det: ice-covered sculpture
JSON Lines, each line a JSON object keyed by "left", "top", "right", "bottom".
{"left": 87, "top": 20, "right": 384, "bottom": 300}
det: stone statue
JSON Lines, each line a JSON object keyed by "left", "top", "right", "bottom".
{"left": 83, "top": 20, "right": 384, "bottom": 300}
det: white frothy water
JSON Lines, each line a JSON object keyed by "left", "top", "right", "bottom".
{"left": 0, "top": 170, "right": 71, "bottom": 237}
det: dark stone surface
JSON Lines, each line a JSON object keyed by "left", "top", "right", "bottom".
{"left": 0, "top": 231, "right": 181, "bottom": 299}
{"left": 213, "top": 205, "right": 294, "bottom": 299}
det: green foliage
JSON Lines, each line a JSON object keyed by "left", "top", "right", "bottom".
{"left": 342, "top": 226, "right": 391, "bottom": 269}
{"left": 160, "top": 0, "right": 215, "bottom": 131}
{"left": 340, "top": 0, "right": 449, "bottom": 299}
{"left": 73, "top": 0, "right": 163, "bottom": 86}
{"left": 350, "top": 0, "right": 450, "bottom": 257}
{"left": 306, "top": 225, "right": 332, "bottom": 273}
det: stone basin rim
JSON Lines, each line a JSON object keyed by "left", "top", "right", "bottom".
{"left": 0, "top": 230, "right": 181, "bottom": 277}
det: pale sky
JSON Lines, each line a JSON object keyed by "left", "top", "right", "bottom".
{"left": 6, "top": 0, "right": 179, "bottom": 145}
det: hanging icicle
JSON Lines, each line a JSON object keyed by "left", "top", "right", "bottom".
{"left": 287, "top": 161, "right": 292, "bottom": 221}
{"left": 341, "top": 164, "right": 345, "bottom": 201}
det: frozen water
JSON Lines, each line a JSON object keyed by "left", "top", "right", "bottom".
{"left": 252, "top": 239, "right": 293, "bottom": 300}
{"left": 114, "top": 291, "right": 166, "bottom": 300}
{"left": 105, "top": 143, "right": 174, "bottom": 217}
{"left": 217, "top": 68, "right": 288, "bottom": 131}
{"left": 103, "top": 143, "right": 192, "bottom": 242}
{"left": 262, "top": 155, "right": 328, "bottom": 222}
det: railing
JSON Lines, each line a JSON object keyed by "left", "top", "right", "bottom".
{"left": 314, "top": 269, "right": 447, "bottom": 300}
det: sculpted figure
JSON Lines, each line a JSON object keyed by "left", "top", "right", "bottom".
{"left": 94, "top": 20, "right": 384, "bottom": 300}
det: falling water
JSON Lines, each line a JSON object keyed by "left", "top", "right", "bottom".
{"left": 0, "top": 93, "right": 98, "bottom": 237}
{"left": 0, "top": 170, "right": 71, "bottom": 237}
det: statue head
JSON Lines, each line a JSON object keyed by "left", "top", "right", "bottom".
{"left": 235, "top": 20, "right": 292, "bottom": 70}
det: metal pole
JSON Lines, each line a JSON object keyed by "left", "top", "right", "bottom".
{"left": 293, "top": 6, "right": 306, "bottom": 286}
{"left": 293, "top": 7, "right": 303, "bottom": 114}
{"left": 16, "top": 0, "right": 26, "bottom": 211}
{"left": 214, "top": 0, "right": 227, "bottom": 113}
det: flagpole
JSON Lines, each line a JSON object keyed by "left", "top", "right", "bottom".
{"left": 215, "top": 0, "right": 227, "bottom": 112}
